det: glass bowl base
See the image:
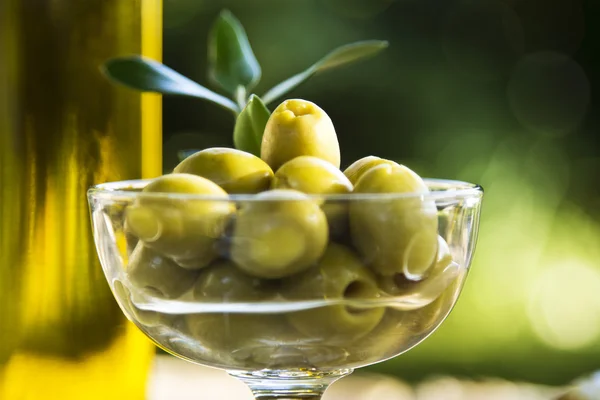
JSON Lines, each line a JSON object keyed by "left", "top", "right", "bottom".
{"left": 230, "top": 368, "right": 353, "bottom": 400}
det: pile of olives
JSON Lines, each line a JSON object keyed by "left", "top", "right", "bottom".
{"left": 121, "top": 99, "right": 458, "bottom": 369}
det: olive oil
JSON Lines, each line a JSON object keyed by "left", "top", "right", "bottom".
{"left": 0, "top": 0, "right": 162, "bottom": 398}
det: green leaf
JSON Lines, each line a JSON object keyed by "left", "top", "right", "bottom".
{"left": 208, "top": 10, "right": 262, "bottom": 95}
{"left": 233, "top": 95, "right": 270, "bottom": 156}
{"left": 262, "top": 40, "right": 389, "bottom": 105}
{"left": 101, "top": 56, "right": 239, "bottom": 113}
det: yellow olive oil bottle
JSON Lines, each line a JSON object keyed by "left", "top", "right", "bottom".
{"left": 0, "top": 0, "right": 162, "bottom": 398}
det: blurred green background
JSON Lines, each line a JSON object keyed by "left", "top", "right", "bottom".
{"left": 160, "top": 0, "right": 600, "bottom": 387}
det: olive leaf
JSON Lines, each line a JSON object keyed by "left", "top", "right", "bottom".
{"left": 261, "top": 40, "right": 389, "bottom": 105}
{"left": 101, "top": 56, "right": 239, "bottom": 113}
{"left": 233, "top": 95, "right": 270, "bottom": 156}
{"left": 100, "top": 10, "right": 390, "bottom": 156}
{"left": 208, "top": 10, "right": 262, "bottom": 96}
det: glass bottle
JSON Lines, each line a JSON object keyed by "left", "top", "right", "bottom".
{"left": 0, "top": 0, "right": 162, "bottom": 398}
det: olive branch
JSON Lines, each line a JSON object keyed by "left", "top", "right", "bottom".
{"left": 101, "top": 9, "right": 388, "bottom": 157}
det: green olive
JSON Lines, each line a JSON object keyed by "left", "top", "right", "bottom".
{"left": 343, "top": 156, "right": 397, "bottom": 185}
{"left": 272, "top": 156, "right": 353, "bottom": 196}
{"left": 230, "top": 190, "right": 329, "bottom": 279}
{"left": 350, "top": 163, "right": 439, "bottom": 279}
{"left": 283, "top": 243, "right": 385, "bottom": 343}
{"left": 125, "top": 174, "right": 234, "bottom": 269}
{"left": 378, "top": 236, "right": 455, "bottom": 296}
{"left": 192, "top": 260, "right": 276, "bottom": 301}
{"left": 126, "top": 243, "right": 199, "bottom": 299}
{"left": 113, "top": 280, "right": 172, "bottom": 328}
{"left": 347, "top": 274, "right": 462, "bottom": 365}
{"left": 272, "top": 156, "right": 353, "bottom": 239}
{"left": 261, "top": 99, "right": 341, "bottom": 171}
{"left": 174, "top": 147, "right": 274, "bottom": 194}
{"left": 186, "top": 261, "right": 293, "bottom": 357}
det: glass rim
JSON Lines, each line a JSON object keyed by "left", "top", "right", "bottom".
{"left": 88, "top": 178, "right": 483, "bottom": 202}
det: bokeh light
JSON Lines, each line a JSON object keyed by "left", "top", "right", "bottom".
{"left": 443, "top": 1, "right": 524, "bottom": 81}
{"left": 511, "top": 0, "right": 585, "bottom": 55}
{"left": 528, "top": 262, "right": 600, "bottom": 350}
{"left": 508, "top": 51, "right": 590, "bottom": 137}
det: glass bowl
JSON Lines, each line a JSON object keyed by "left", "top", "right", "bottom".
{"left": 88, "top": 178, "right": 483, "bottom": 399}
